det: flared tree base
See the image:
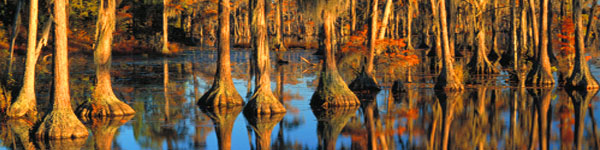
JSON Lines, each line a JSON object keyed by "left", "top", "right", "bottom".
{"left": 7, "top": 92, "right": 37, "bottom": 118}
{"left": 35, "top": 109, "right": 89, "bottom": 139}
{"left": 525, "top": 65, "right": 555, "bottom": 87}
{"left": 197, "top": 84, "right": 244, "bottom": 107}
{"left": 348, "top": 70, "right": 381, "bottom": 92}
{"left": 244, "top": 91, "right": 286, "bottom": 115}
{"left": 565, "top": 68, "right": 599, "bottom": 90}
{"left": 311, "top": 71, "right": 360, "bottom": 108}
{"left": 76, "top": 95, "right": 135, "bottom": 117}
{"left": 467, "top": 59, "right": 499, "bottom": 74}
{"left": 434, "top": 68, "right": 464, "bottom": 91}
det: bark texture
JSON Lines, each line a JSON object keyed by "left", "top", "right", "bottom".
{"left": 526, "top": 0, "right": 555, "bottom": 87}
{"left": 310, "top": 11, "right": 360, "bottom": 108}
{"left": 244, "top": 0, "right": 286, "bottom": 115}
{"left": 565, "top": 0, "right": 599, "bottom": 90}
{"left": 434, "top": 0, "right": 464, "bottom": 91}
{"left": 76, "top": 0, "right": 135, "bottom": 117}
{"left": 198, "top": 0, "right": 244, "bottom": 107}
{"left": 8, "top": 0, "right": 39, "bottom": 118}
{"left": 35, "top": 0, "right": 89, "bottom": 139}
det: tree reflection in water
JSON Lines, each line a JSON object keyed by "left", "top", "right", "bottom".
{"left": 82, "top": 115, "right": 134, "bottom": 150}
{"left": 201, "top": 106, "right": 243, "bottom": 150}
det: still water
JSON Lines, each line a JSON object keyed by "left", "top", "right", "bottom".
{"left": 1, "top": 50, "right": 600, "bottom": 149}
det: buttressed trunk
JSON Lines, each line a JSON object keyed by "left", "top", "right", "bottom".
{"left": 565, "top": 0, "right": 599, "bottom": 90}
{"left": 35, "top": 0, "right": 89, "bottom": 139}
{"left": 76, "top": 0, "right": 135, "bottom": 117}
{"left": 310, "top": 11, "right": 360, "bottom": 107}
{"left": 197, "top": 0, "right": 243, "bottom": 107}
{"left": 467, "top": 15, "right": 499, "bottom": 74}
{"left": 8, "top": 0, "right": 39, "bottom": 118}
{"left": 434, "top": 0, "right": 463, "bottom": 91}
{"left": 244, "top": 0, "right": 286, "bottom": 115}
{"left": 525, "top": 0, "right": 554, "bottom": 87}
{"left": 349, "top": 0, "right": 380, "bottom": 92}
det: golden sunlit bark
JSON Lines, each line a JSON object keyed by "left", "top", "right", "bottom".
{"left": 565, "top": 0, "right": 599, "bottom": 90}
{"left": 526, "top": 0, "right": 555, "bottom": 87}
{"left": 434, "top": 0, "right": 464, "bottom": 91}
{"left": 35, "top": 0, "right": 89, "bottom": 139}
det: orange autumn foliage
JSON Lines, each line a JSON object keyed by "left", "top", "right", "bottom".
{"left": 341, "top": 28, "right": 419, "bottom": 68}
{"left": 557, "top": 17, "right": 575, "bottom": 56}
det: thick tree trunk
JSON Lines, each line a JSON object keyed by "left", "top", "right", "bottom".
{"left": 435, "top": 0, "right": 463, "bottom": 91}
{"left": 310, "top": 11, "right": 360, "bottom": 108}
{"left": 526, "top": 0, "right": 555, "bottom": 87}
{"left": 76, "top": 0, "right": 135, "bottom": 117}
{"left": 162, "top": 0, "right": 170, "bottom": 54}
{"left": 565, "top": 0, "right": 599, "bottom": 90}
{"left": 198, "top": 0, "right": 244, "bottom": 107}
{"left": 244, "top": 0, "right": 286, "bottom": 115}
{"left": 35, "top": 0, "right": 89, "bottom": 139}
{"left": 467, "top": 11, "right": 499, "bottom": 74}
{"left": 8, "top": 0, "right": 38, "bottom": 118}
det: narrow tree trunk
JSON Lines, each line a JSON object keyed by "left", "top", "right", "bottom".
{"left": 244, "top": 0, "right": 286, "bottom": 115}
{"left": 197, "top": 0, "right": 244, "bottom": 107}
{"left": 528, "top": 0, "right": 540, "bottom": 56}
{"left": 406, "top": 0, "right": 414, "bottom": 50}
{"left": 378, "top": 0, "right": 393, "bottom": 40}
{"left": 565, "top": 0, "right": 599, "bottom": 89}
{"left": 162, "top": 0, "right": 170, "bottom": 54}
{"left": 435, "top": 0, "right": 464, "bottom": 91}
{"left": 526, "top": 0, "right": 555, "bottom": 87}
{"left": 350, "top": 0, "right": 357, "bottom": 32}
{"left": 35, "top": 0, "right": 89, "bottom": 139}
{"left": 76, "top": 0, "right": 135, "bottom": 117}
{"left": 350, "top": 0, "right": 381, "bottom": 92}
{"left": 430, "top": 0, "right": 442, "bottom": 74}
{"left": 274, "top": 0, "right": 287, "bottom": 62}
{"left": 584, "top": 0, "right": 599, "bottom": 46}
{"left": 8, "top": 0, "right": 38, "bottom": 118}
{"left": 6, "top": 0, "right": 23, "bottom": 77}
{"left": 310, "top": 11, "right": 360, "bottom": 107}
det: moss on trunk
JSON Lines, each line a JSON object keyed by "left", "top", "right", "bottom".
{"left": 202, "top": 106, "right": 242, "bottom": 150}
{"left": 198, "top": 0, "right": 244, "bottom": 107}
{"left": 311, "top": 11, "right": 360, "bottom": 108}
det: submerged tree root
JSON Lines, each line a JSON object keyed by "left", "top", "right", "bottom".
{"left": 349, "top": 70, "right": 381, "bottom": 92}
{"left": 76, "top": 96, "right": 135, "bottom": 117}
{"left": 244, "top": 91, "right": 286, "bottom": 115}
{"left": 35, "top": 109, "right": 89, "bottom": 139}
{"left": 434, "top": 67, "right": 464, "bottom": 91}
{"left": 197, "top": 84, "right": 244, "bottom": 107}
{"left": 7, "top": 93, "right": 37, "bottom": 118}
{"left": 311, "top": 71, "right": 360, "bottom": 108}
{"left": 467, "top": 60, "right": 499, "bottom": 74}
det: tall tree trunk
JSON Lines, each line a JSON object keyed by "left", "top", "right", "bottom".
{"left": 584, "top": 0, "right": 599, "bottom": 46}
{"left": 528, "top": 0, "right": 540, "bottom": 55}
{"left": 350, "top": 0, "right": 357, "bottom": 32}
{"left": 6, "top": 0, "right": 23, "bottom": 78}
{"left": 378, "top": 0, "right": 393, "bottom": 40}
{"left": 35, "top": 0, "right": 89, "bottom": 139}
{"left": 76, "top": 0, "right": 135, "bottom": 117}
{"left": 526, "top": 0, "right": 555, "bottom": 87}
{"left": 406, "top": 0, "right": 414, "bottom": 50}
{"left": 565, "top": 0, "right": 599, "bottom": 89}
{"left": 274, "top": 0, "right": 287, "bottom": 61}
{"left": 244, "top": 0, "right": 286, "bottom": 115}
{"left": 430, "top": 0, "right": 442, "bottom": 74}
{"left": 197, "top": 0, "right": 243, "bottom": 107}
{"left": 162, "top": 0, "right": 170, "bottom": 54}
{"left": 310, "top": 11, "right": 360, "bottom": 107}
{"left": 434, "top": 0, "right": 464, "bottom": 91}
{"left": 468, "top": 1, "right": 499, "bottom": 75}
{"left": 7, "top": 0, "right": 38, "bottom": 118}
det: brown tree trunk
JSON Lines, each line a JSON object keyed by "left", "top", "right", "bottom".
{"left": 244, "top": 0, "right": 286, "bottom": 115}
{"left": 274, "top": 0, "right": 287, "bottom": 61}
{"left": 467, "top": 3, "right": 499, "bottom": 75}
{"left": 198, "top": 0, "right": 244, "bottom": 107}
{"left": 584, "top": 0, "right": 598, "bottom": 45}
{"left": 6, "top": 0, "right": 23, "bottom": 77}
{"left": 76, "top": 0, "right": 135, "bottom": 117}
{"left": 8, "top": 0, "right": 38, "bottom": 118}
{"left": 526, "top": 0, "right": 555, "bottom": 87}
{"left": 406, "top": 0, "right": 414, "bottom": 50}
{"left": 565, "top": 0, "right": 599, "bottom": 89}
{"left": 349, "top": 0, "right": 380, "bottom": 92}
{"left": 310, "top": 11, "right": 360, "bottom": 107}
{"left": 350, "top": 0, "right": 357, "bottom": 32}
{"left": 430, "top": 0, "right": 442, "bottom": 73}
{"left": 35, "top": 0, "right": 89, "bottom": 139}
{"left": 378, "top": 0, "right": 393, "bottom": 40}
{"left": 434, "top": 0, "right": 463, "bottom": 91}
{"left": 162, "top": 0, "right": 170, "bottom": 54}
